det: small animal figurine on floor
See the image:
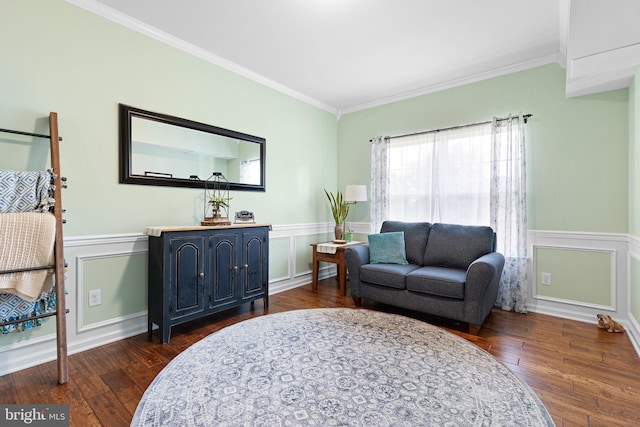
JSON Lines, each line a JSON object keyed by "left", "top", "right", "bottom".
{"left": 597, "top": 313, "right": 625, "bottom": 333}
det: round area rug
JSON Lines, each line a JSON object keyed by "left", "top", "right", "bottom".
{"left": 132, "top": 308, "right": 554, "bottom": 426}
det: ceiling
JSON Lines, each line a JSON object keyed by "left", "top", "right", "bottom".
{"left": 75, "top": 0, "right": 569, "bottom": 114}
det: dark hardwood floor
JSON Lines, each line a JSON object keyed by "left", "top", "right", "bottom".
{"left": 1, "top": 278, "right": 639, "bottom": 426}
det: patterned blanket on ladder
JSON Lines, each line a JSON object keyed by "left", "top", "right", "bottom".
{"left": 0, "top": 169, "right": 57, "bottom": 333}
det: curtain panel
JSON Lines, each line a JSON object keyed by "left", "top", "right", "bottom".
{"left": 370, "top": 136, "right": 390, "bottom": 233}
{"left": 491, "top": 114, "right": 527, "bottom": 312}
{"left": 370, "top": 115, "right": 528, "bottom": 312}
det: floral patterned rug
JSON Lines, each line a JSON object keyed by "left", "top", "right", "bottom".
{"left": 132, "top": 308, "right": 554, "bottom": 426}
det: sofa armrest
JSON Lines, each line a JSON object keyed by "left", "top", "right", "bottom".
{"left": 464, "top": 252, "right": 505, "bottom": 324}
{"left": 344, "top": 245, "right": 370, "bottom": 297}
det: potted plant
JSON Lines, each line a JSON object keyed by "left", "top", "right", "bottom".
{"left": 204, "top": 195, "right": 232, "bottom": 226}
{"left": 209, "top": 194, "right": 230, "bottom": 213}
{"left": 324, "top": 189, "right": 350, "bottom": 240}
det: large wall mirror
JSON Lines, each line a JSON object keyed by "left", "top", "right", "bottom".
{"left": 119, "top": 104, "right": 265, "bottom": 191}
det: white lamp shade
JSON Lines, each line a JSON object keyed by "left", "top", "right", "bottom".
{"left": 345, "top": 185, "right": 367, "bottom": 202}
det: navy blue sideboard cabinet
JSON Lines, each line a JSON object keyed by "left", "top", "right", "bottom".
{"left": 146, "top": 224, "right": 270, "bottom": 343}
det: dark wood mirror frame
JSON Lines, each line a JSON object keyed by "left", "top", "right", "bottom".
{"left": 119, "top": 104, "right": 266, "bottom": 192}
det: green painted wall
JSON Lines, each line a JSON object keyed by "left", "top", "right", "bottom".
{"left": 631, "top": 70, "right": 640, "bottom": 322}
{"left": 269, "top": 238, "right": 290, "bottom": 280}
{"left": 338, "top": 64, "right": 628, "bottom": 309}
{"left": 631, "top": 71, "right": 640, "bottom": 237}
{"left": 338, "top": 64, "right": 629, "bottom": 233}
{"left": 81, "top": 253, "right": 148, "bottom": 327}
{"left": 0, "top": 0, "right": 338, "bottom": 236}
{"left": 0, "top": 0, "right": 337, "bottom": 346}
{"left": 534, "top": 247, "right": 612, "bottom": 306}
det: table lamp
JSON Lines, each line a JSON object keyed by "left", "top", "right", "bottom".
{"left": 345, "top": 185, "right": 367, "bottom": 205}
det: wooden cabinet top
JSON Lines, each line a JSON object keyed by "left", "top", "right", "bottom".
{"left": 144, "top": 223, "right": 271, "bottom": 237}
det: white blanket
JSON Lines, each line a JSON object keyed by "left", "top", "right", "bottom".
{"left": 0, "top": 212, "right": 56, "bottom": 301}
{"left": 316, "top": 241, "right": 362, "bottom": 254}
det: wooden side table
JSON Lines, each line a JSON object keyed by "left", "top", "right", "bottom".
{"left": 310, "top": 242, "right": 364, "bottom": 296}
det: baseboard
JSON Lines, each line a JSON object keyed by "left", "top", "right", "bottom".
{"left": 527, "top": 302, "right": 599, "bottom": 325}
{"left": 270, "top": 268, "right": 335, "bottom": 295}
{"left": 68, "top": 313, "right": 149, "bottom": 354}
{"left": 626, "top": 313, "right": 640, "bottom": 356}
{"left": 0, "top": 313, "right": 148, "bottom": 377}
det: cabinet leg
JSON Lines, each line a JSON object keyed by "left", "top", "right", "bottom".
{"left": 162, "top": 327, "right": 171, "bottom": 344}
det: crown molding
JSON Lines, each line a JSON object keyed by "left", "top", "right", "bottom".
{"left": 67, "top": 0, "right": 566, "bottom": 117}
{"left": 65, "top": 0, "right": 338, "bottom": 115}
{"left": 339, "top": 51, "right": 562, "bottom": 115}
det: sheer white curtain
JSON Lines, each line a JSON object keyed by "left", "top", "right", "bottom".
{"left": 370, "top": 115, "right": 527, "bottom": 312}
{"left": 370, "top": 136, "right": 390, "bottom": 233}
{"left": 388, "top": 125, "right": 492, "bottom": 225}
{"left": 491, "top": 115, "right": 527, "bottom": 312}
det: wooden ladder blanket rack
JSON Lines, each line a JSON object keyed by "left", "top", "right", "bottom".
{"left": 0, "top": 112, "right": 68, "bottom": 384}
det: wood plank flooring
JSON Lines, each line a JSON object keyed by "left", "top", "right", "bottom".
{"left": 1, "top": 278, "right": 639, "bottom": 426}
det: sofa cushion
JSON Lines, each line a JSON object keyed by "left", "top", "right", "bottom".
{"left": 380, "top": 221, "right": 431, "bottom": 265}
{"left": 406, "top": 266, "right": 466, "bottom": 299}
{"left": 368, "top": 231, "right": 408, "bottom": 265}
{"left": 360, "top": 263, "right": 420, "bottom": 289}
{"left": 423, "top": 223, "right": 495, "bottom": 270}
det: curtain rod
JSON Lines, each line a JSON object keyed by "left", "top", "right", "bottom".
{"left": 383, "top": 113, "right": 532, "bottom": 141}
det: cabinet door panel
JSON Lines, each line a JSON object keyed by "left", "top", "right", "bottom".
{"left": 170, "top": 236, "right": 205, "bottom": 319}
{"left": 242, "top": 229, "right": 268, "bottom": 299}
{"left": 208, "top": 232, "right": 239, "bottom": 307}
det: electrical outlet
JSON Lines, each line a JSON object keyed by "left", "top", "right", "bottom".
{"left": 88, "top": 289, "right": 102, "bottom": 307}
{"left": 541, "top": 272, "right": 552, "bottom": 286}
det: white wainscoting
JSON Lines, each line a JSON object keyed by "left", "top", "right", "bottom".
{"left": 528, "top": 229, "right": 639, "bottom": 354}
{"left": 0, "top": 233, "right": 150, "bottom": 377}
{"left": 0, "top": 223, "right": 342, "bottom": 376}
{"left": 531, "top": 244, "right": 618, "bottom": 311}
{"left": 626, "top": 235, "right": 640, "bottom": 356}
{"left": 268, "top": 222, "right": 335, "bottom": 294}
{"left": 1, "top": 224, "right": 638, "bottom": 376}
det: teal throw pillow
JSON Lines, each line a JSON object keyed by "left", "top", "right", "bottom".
{"left": 368, "top": 232, "right": 409, "bottom": 265}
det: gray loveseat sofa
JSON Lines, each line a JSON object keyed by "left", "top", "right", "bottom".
{"left": 345, "top": 221, "right": 505, "bottom": 331}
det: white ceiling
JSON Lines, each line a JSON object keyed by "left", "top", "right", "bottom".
{"left": 74, "top": 0, "right": 569, "bottom": 114}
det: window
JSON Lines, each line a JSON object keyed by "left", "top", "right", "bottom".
{"left": 388, "top": 122, "right": 493, "bottom": 226}
{"left": 371, "top": 115, "right": 528, "bottom": 312}
{"left": 239, "top": 158, "right": 261, "bottom": 185}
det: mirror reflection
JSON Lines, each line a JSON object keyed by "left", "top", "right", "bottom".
{"left": 119, "top": 104, "right": 265, "bottom": 191}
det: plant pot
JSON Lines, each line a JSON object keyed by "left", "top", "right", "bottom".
{"left": 334, "top": 224, "right": 344, "bottom": 241}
